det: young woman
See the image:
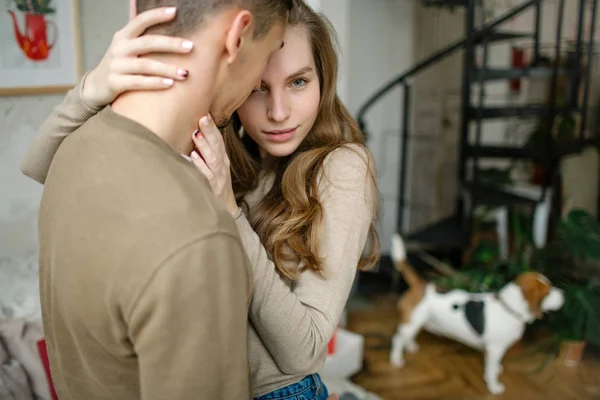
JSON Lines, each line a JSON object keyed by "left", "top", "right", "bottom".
{"left": 21, "top": 1, "right": 380, "bottom": 399}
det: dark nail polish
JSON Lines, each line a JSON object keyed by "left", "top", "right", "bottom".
{"left": 178, "top": 69, "right": 189, "bottom": 78}
{"left": 193, "top": 129, "right": 200, "bottom": 138}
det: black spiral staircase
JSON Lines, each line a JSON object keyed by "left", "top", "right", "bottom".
{"left": 356, "top": 0, "right": 600, "bottom": 284}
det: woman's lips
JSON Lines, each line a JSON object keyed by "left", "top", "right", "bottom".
{"left": 262, "top": 127, "right": 297, "bottom": 142}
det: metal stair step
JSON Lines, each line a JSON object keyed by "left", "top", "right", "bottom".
{"left": 465, "top": 183, "right": 539, "bottom": 206}
{"left": 402, "top": 183, "right": 541, "bottom": 250}
{"left": 465, "top": 138, "right": 597, "bottom": 161}
{"left": 466, "top": 105, "right": 578, "bottom": 119}
{"left": 474, "top": 31, "right": 533, "bottom": 44}
{"left": 470, "top": 67, "right": 570, "bottom": 82}
{"left": 465, "top": 145, "right": 534, "bottom": 159}
{"left": 421, "top": 0, "right": 469, "bottom": 7}
{"left": 406, "top": 215, "right": 470, "bottom": 250}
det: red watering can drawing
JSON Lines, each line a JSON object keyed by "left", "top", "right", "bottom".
{"left": 7, "top": 10, "right": 58, "bottom": 61}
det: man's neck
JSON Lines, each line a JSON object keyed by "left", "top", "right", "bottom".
{"left": 112, "top": 88, "right": 209, "bottom": 156}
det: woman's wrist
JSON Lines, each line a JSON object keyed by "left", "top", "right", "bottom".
{"left": 231, "top": 206, "right": 243, "bottom": 220}
{"left": 81, "top": 68, "right": 108, "bottom": 108}
{"left": 228, "top": 201, "right": 240, "bottom": 217}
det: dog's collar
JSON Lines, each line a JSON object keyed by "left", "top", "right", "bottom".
{"left": 494, "top": 293, "right": 528, "bottom": 323}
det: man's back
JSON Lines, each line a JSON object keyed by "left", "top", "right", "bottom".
{"left": 38, "top": 107, "right": 252, "bottom": 399}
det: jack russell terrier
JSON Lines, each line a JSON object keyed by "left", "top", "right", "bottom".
{"left": 388, "top": 234, "right": 564, "bottom": 395}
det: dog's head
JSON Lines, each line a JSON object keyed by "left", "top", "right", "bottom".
{"left": 515, "top": 272, "right": 564, "bottom": 319}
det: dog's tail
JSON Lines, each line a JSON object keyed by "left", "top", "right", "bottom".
{"left": 391, "top": 233, "right": 426, "bottom": 288}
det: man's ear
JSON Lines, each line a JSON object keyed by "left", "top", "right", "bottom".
{"left": 129, "top": 0, "right": 136, "bottom": 20}
{"left": 224, "top": 10, "right": 253, "bottom": 64}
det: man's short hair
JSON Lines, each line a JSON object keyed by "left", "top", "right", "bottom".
{"left": 137, "top": 0, "right": 293, "bottom": 38}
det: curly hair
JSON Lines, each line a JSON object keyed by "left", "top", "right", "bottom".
{"left": 224, "top": 0, "right": 380, "bottom": 279}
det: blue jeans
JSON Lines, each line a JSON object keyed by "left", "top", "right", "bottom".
{"left": 254, "top": 374, "right": 329, "bottom": 400}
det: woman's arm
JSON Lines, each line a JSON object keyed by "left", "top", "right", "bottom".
{"left": 188, "top": 119, "right": 376, "bottom": 375}
{"left": 20, "top": 7, "right": 193, "bottom": 184}
{"left": 235, "top": 145, "right": 376, "bottom": 374}
{"left": 20, "top": 77, "right": 103, "bottom": 184}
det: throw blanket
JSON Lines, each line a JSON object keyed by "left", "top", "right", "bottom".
{"left": 0, "top": 319, "right": 53, "bottom": 400}
{"left": 0, "top": 331, "right": 33, "bottom": 400}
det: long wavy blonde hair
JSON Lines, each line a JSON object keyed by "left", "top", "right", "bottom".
{"left": 223, "top": 0, "right": 380, "bottom": 280}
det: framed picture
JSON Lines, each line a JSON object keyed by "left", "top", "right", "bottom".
{"left": 0, "top": 0, "right": 82, "bottom": 95}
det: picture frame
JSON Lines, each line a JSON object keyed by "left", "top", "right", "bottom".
{"left": 0, "top": 0, "right": 82, "bottom": 95}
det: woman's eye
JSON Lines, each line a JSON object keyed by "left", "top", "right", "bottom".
{"left": 252, "top": 87, "right": 266, "bottom": 94}
{"left": 291, "top": 78, "right": 307, "bottom": 88}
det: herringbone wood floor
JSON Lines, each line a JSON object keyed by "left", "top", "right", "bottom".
{"left": 347, "top": 295, "right": 600, "bottom": 400}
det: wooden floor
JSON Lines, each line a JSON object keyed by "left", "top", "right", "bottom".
{"left": 347, "top": 295, "right": 600, "bottom": 400}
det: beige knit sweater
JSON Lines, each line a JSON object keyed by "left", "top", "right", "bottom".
{"left": 20, "top": 78, "right": 377, "bottom": 396}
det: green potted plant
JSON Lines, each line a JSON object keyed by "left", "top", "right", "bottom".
{"left": 547, "top": 284, "right": 600, "bottom": 365}
{"left": 536, "top": 209, "right": 600, "bottom": 365}
{"left": 13, "top": 0, "right": 55, "bottom": 14}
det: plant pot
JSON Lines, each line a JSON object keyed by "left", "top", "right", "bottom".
{"left": 558, "top": 340, "right": 587, "bottom": 366}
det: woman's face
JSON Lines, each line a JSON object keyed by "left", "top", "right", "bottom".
{"left": 237, "top": 25, "right": 320, "bottom": 158}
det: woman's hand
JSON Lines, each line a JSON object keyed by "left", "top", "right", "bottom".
{"left": 190, "top": 115, "right": 238, "bottom": 216}
{"left": 82, "top": 7, "right": 194, "bottom": 108}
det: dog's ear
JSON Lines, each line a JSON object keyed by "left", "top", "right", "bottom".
{"left": 515, "top": 273, "right": 551, "bottom": 319}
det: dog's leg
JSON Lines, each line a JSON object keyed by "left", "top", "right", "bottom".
{"left": 484, "top": 344, "right": 508, "bottom": 395}
{"left": 390, "top": 308, "right": 427, "bottom": 367}
{"left": 390, "top": 324, "right": 406, "bottom": 367}
{"left": 406, "top": 339, "right": 420, "bottom": 354}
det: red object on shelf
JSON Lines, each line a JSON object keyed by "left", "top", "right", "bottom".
{"left": 511, "top": 47, "right": 525, "bottom": 94}
{"left": 37, "top": 339, "right": 59, "bottom": 400}
{"left": 328, "top": 330, "right": 337, "bottom": 355}
{"left": 531, "top": 164, "right": 544, "bottom": 185}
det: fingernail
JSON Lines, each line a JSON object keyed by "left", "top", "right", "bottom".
{"left": 163, "top": 78, "right": 174, "bottom": 86}
{"left": 182, "top": 41, "right": 194, "bottom": 50}
{"left": 191, "top": 151, "right": 200, "bottom": 159}
{"left": 192, "top": 129, "right": 200, "bottom": 138}
{"left": 201, "top": 116, "right": 210, "bottom": 127}
{"left": 177, "top": 69, "right": 189, "bottom": 78}
{"left": 165, "top": 7, "right": 176, "bottom": 15}
{"left": 207, "top": 114, "right": 212, "bottom": 122}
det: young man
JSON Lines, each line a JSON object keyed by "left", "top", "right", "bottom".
{"left": 33, "top": 1, "right": 290, "bottom": 399}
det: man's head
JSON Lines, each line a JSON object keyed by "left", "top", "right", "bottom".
{"left": 136, "top": 0, "right": 292, "bottom": 128}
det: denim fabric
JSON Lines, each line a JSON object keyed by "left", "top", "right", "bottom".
{"left": 254, "top": 374, "right": 329, "bottom": 400}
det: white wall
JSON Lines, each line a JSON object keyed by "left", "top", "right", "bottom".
{"left": 408, "top": 5, "right": 465, "bottom": 231}
{"left": 346, "top": 0, "right": 416, "bottom": 254}
{"left": 318, "top": 0, "right": 352, "bottom": 104}
{"left": 306, "top": 0, "right": 416, "bottom": 253}
{"left": 0, "top": 1, "right": 128, "bottom": 260}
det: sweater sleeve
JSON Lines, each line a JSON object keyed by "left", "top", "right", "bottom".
{"left": 20, "top": 74, "right": 103, "bottom": 184}
{"left": 235, "top": 145, "right": 376, "bottom": 374}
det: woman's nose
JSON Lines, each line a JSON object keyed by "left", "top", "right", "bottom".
{"left": 267, "top": 92, "right": 291, "bottom": 122}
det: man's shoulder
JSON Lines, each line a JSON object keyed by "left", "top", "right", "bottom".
{"left": 161, "top": 187, "right": 241, "bottom": 240}
{"left": 44, "top": 111, "right": 240, "bottom": 235}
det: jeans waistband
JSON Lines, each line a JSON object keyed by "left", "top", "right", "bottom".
{"left": 255, "top": 374, "right": 323, "bottom": 400}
